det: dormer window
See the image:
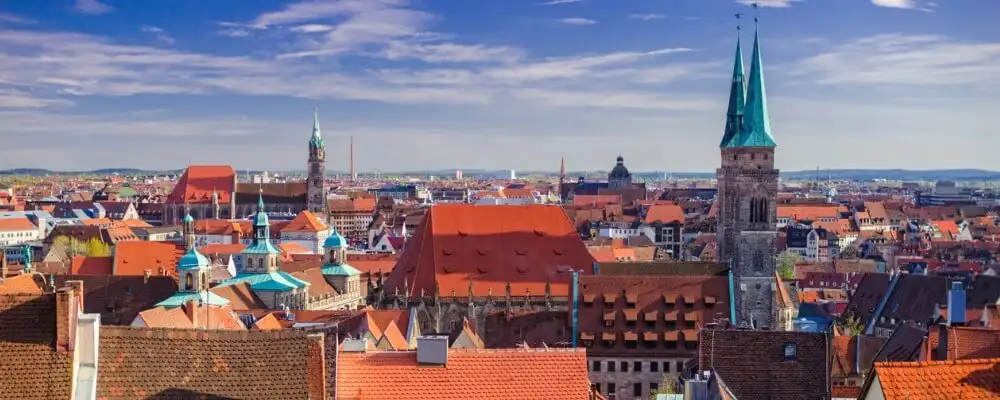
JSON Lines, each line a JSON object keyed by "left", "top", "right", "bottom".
{"left": 783, "top": 343, "right": 797, "bottom": 360}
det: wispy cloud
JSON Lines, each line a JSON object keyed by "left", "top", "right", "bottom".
{"left": 558, "top": 17, "right": 597, "bottom": 26}
{"left": 0, "top": 13, "right": 36, "bottom": 24}
{"left": 140, "top": 26, "right": 175, "bottom": 44}
{"left": 871, "top": 0, "right": 935, "bottom": 11}
{"left": 735, "top": 0, "right": 802, "bottom": 8}
{"left": 289, "top": 24, "right": 334, "bottom": 33}
{"left": 628, "top": 14, "right": 666, "bottom": 21}
{"left": 0, "top": 89, "right": 73, "bottom": 109}
{"left": 74, "top": 0, "right": 115, "bottom": 15}
{"left": 793, "top": 34, "right": 1000, "bottom": 86}
{"left": 380, "top": 42, "right": 524, "bottom": 64}
{"left": 537, "top": 0, "right": 584, "bottom": 5}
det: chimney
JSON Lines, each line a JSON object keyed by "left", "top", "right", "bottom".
{"left": 185, "top": 299, "right": 199, "bottom": 328}
{"left": 946, "top": 281, "right": 966, "bottom": 326}
{"left": 143, "top": 269, "right": 151, "bottom": 284}
{"left": 64, "top": 280, "right": 85, "bottom": 310}
{"left": 934, "top": 323, "right": 949, "bottom": 361}
{"left": 416, "top": 335, "right": 449, "bottom": 366}
{"left": 55, "top": 286, "right": 80, "bottom": 354}
{"left": 306, "top": 333, "right": 327, "bottom": 399}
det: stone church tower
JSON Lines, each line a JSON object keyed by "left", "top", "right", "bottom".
{"left": 307, "top": 108, "right": 327, "bottom": 214}
{"left": 716, "top": 27, "right": 779, "bottom": 329}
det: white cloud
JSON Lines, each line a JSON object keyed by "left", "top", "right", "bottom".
{"left": 628, "top": 14, "right": 666, "bottom": 21}
{"left": 537, "top": 0, "right": 583, "bottom": 5}
{"left": 0, "top": 13, "right": 36, "bottom": 24}
{"left": 75, "top": 0, "right": 115, "bottom": 15}
{"left": 871, "top": 0, "right": 936, "bottom": 11}
{"left": 735, "top": 0, "right": 801, "bottom": 8}
{"left": 140, "top": 26, "right": 175, "bottom": 44}
{"left": 0, "top": 89, "right": 73, "bottom": 109}
{"left": 380, "top": 41, "right": 524, "bottom": 64}
{"left": 290, "top": 24, "right": 334, "bottom": 33}
{"left": 794, "top": 34, "right": 1000, "bottom": 86}
{"left": 558, "top": 17, "right": 597, "bottom": 26}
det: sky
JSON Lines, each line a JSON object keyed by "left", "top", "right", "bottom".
{"left": 0, "top": 0, "right": 997, "bottom": 173}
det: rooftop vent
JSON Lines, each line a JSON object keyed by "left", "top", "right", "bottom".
{"left": 341, "top": 338, "right": 369, "bottom": 353}
{"left": 416, "top": 335, "right": 449, "bottom": 366}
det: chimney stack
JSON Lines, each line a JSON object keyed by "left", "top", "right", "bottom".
{"left": 946, "top": 281, "right": 966, "bottom": 326}
{"left": 934, "top": 323, "right": 949, "bottom": 361}
{"left": 185, "top": 299, "right": 199, "bottom": 328}
{"left": 306, "top": 333, "right": 327, "bottom": 399}
{"left": 64, "top": 280, "right": 84, "bottom": 310}
{"left": 416, "top": 335, "right": 449, "bottom": 366}
{"left": 55, "top": 286, "right": 80, "bottom": 354}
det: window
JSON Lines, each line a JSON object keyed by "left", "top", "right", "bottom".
{"left": 633, "top": 383, "right": 643, "bottom": 397}
{"left": 607, "top": 383, "right": 616, "bottom": 396}
{"left": 608, "top": 361, "right": 616, "bottom": 372}
{"left": 592, "top": 360, "right": 601, "bottom": 372}
{"left": 664, "top": 362, "right": 671, "bottom": 373}
{"left": 620, "top": 361, "right": 628, "bottom": 372}
{"left": 650, "top": 383, "right": 659, "bottom": 394}
{"left": 650, "top": 362, "right": 659, "bottom": 372}
{"left": 675, "top": 361, "right": 684, "bottom": 374}
{"left": 633, "top": 361, "right": 642, "bottom": 372}
{"left": 783, "top": 343, "right": 797, "bottom": 360}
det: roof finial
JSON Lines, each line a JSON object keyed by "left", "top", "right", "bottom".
{"left": 752, "top": 1, "right": 760, "bottom": 27}
{"left": 257, "top": 185, "right": 264, "bottom": 210}
{"left": 735, "top": 11, "right": 743, "bottom": 32}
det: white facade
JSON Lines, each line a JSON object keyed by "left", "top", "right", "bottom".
{"left": 280, "top": 228, "right": 331, "bottom": 254}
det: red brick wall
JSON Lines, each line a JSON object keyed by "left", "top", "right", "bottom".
{"left": 306, "top": 333, "right": 327, "bottom": 399}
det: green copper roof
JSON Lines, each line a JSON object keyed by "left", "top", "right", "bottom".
{"left": 178, "top": 247, "right": 210, "bottom": 270}
{"left": 720, "top": 37, "right": 746, "bottom": 148}
{"left": 322, "top": 263, "right": 360, "bottom": 277}
{"left": 309, "top": 108, "right": 324, "bottom": 149}
{"left": 253, "top": 193, "right": 268, "bottom": 226}
{"left": 155, "top": 291, "right": 231, "bottom": 308}
{"left": 219, "top": 271, "right": 309, "bottom": 292}
{"left": 183, "top": 212, "right": 194, "bottom": 223}
{"left": 243, "top": 240, "right": 281, "bottom": 254}
{"left": 323, "top": 228, "right": 346, "bottom": 249}
{"left": 732, "top": 30, "right": 777, "bottom": 148}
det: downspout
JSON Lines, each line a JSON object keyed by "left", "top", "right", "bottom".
{"left": 571, "top": 269, "right": 579, "bottom": 347}
{"left": 865, "top": 273, "right": 900, "bottom": 336}
{"left": 728, "top": 268, "right": 737, "bottom": 323}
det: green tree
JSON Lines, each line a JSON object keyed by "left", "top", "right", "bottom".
{"left": 839, "top": 314, "right": 864, "bottom": 336}
{"left": 775, "top": 251, "right": 800, "bottom": 280}
{"left": 85, "top": 237, "right": 111, "bottom": 257}
{"left": 652, "top": 376, "right": 679, "bottom": 395}
{"left": 52, "top": 235, "right": 88, "bottom": 257}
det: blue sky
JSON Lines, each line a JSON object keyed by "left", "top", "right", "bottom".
{"left": 0, "top": 0, "right": 997, "bottom": 172}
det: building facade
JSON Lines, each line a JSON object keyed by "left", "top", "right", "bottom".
{"left": 715, "top": 30, "right": 780, "bottom": 330}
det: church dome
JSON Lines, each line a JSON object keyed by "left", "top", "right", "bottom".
{"left": 324, "top": 229, "right": 347, "bottom": 249}
{"left": 609, "top": 155, "right": 631, "bottom": 179}
{"left": 178, "top": 248, "right": 210, "bottom": 270}
{"left": 183, "top": 212, "right": 194, "bottom": 223}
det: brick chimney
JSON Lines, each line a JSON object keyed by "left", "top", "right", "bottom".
{"left": 64, "top": 280, "right": 84, "bottom": 310}
{"left": 306, "top": 333, "right": 327, "bottom": 399}
{"left": 55, "top": 286, "right": 80, "bottom": 354}
{"left": 185, "top": 299, "right": 199, "bottom": 328}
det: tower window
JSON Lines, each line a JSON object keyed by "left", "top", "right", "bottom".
{"left": 732, "top": 154, "right": 737, "bottom": 161}
{"left": 763, "top": 153, "right": 768, "bottom": 160}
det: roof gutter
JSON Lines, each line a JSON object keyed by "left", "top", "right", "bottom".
{"left": 728, "top": 268, "right": 737, "bottom": 323}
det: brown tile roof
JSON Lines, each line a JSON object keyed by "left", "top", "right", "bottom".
{"left": 482, "top": 310, "right": 570, "bottom": 348}
{"left": 386, "top": 204, "right": 596, "bottom": 298}
{"left": 699, "top": 329, "right": 830, "bottom": 400}
{"left": 831, "top": 335, "right": 887, "bottom": 378}
{"left": 842, "top": 273, "right": 891, "bottom": 327}
{"left": 0, "top": 293, "right": 74, "bottom": 399}
{"left": 866, "top": 358, "right": 1000, "bottom": 399}
{"left": 335, "top": 348, "right": 593, "bottom": 400}
{"left": 209, "top": 281, "right": 267, "bottom": 310}
{"left": 926, "top": 326, "right": 1000, "bottom": 361}
{"left": 53, "top": 274, "right": 178, "bottom": 325}
{"left": 579, "top": 275, "right": 730, "bottom": 357}
{"left": 235, "top": 182, "right": 306, "bottom": 203}
{"left": 595, "top": 261, "right": 728, "bottom": 276}
{"left": 97, "top": 326, "right": 318, "bottom": 399}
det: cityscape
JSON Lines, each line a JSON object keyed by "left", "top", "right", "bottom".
{"left": 1, "top": 0, "right": 999, "bottom": 400}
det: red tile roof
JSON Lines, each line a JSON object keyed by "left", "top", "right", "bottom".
{"left": 70, "top": 256, "right": 113, "bottom": 275}
{"left": 868, "top": 358, "right": 1000, "bottom": 399}
{"left": 0, "top": 292, "right": 74, "bottom": 399}
{"left": 643, "top": 203, "right": 685, "bottom": 224}
{"left": 925, "top": 327, "right": 1000, "bottom": 360}
{"left": 166, "top": 165, "right": 236, "bottom": 204}
{"left": 283, "top": 210, "right": 329, "bottom": 232}
{"left": 335, "top": 348, "right": 593, "bottom": 400}
{"left": 386, "top": 204, "right": 595, "bottom": 298}
{"left": 113, "top": 241, "right": 185, "bottom": 277}
{"left": 0, "top": 217, "right": 36, "bottom": 231}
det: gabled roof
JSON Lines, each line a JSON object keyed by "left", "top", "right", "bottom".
{"left": 166, "top": 165, "right": 236, "bottom": 204}
{"left": 925, "top": 326, "right": 1000, "bottom": 360}
{"left": 97, "top": 326, "right": 320, "bottom": 399}
{"left": 864, "top": 358, "right": 1000, "bottom": 399}
{"left": 0, "top": 292, "right": 74, "bottom": 399}
{"left": 386, "top": 204, "right": 595, "bottom": 298}
{"left": 335, "top": 348, "right": 592, "bottom": 400}
{"left": 113, "top": 241, "right": 184, "bottom": 277}
{"left": 283, "top": 210, "right": 328, "bottom": 232}
{"left": 698, "top": 329, "right": 829, "bottom": 399}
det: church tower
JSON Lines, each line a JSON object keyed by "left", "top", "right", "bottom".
{"left": 242, "top": 193, "right": 282, "bottom": 274}
{"left": 307, "top": 107, "right": 327, "bottom": 215}
{"left": 716, "top": 21, "right": 780, "bottom": 329}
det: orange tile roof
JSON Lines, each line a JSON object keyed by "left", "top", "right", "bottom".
{"left": 335, "top": 348, "right": 592, "bottom": 400}
{"left": 925, "top": 327, "right": 1000, "bottom": 360}
{"left": 70, "top": 256, "right": 113, "bottom": 275}
{"left": 113, "top": 241, "right": 184, "bottom": 277}
{"left": 644, "top": 203, "right": 685, "bottom": 224}
{"left": 166, "top": 165, "right": 236, "bottom": 204}
{"left": 283, "top": 210, "right": 329, "bottom": 232}
{"left": 0, "top": 273, "right": 46, "bottom": 294}
{"left": 869, "top": 358, "right": 1000, "bottom": 399}
{"left": 199, "top": 243, "right": 247, "bottom": 255}
{"left": 776, "top": 204, "right": 840, "bottom": 221}
{"left": 386, "top": 205, "right": 595, "bottom": 298}
{"left": 0, "top": 217, "right": 36, "bottom": 231}
{"left": 121, "top": 219, "right": 153, "bottom": 228}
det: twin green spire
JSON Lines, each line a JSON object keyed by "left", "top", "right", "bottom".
{"left": 720, "top": 28, "right": 776, "bottom": 149}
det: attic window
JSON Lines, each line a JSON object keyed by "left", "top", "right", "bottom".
{"left": 457, "top": 230, "right": 468, "bottom": 237}
{"left": 442, "top": 249, "right": 455, "bottom": 255}
{"left": 553, "top": 249, "right": 565, "bottom": 255}
{"left": 476, "top": 248, "right": 489, "bottom": 255}
{"left": 783, "top": 343, "right": 797, "bottom": 361}
{"left": 534, "top": 229, "right": 545, "bottom": 237}
{"left": 514, "top": 249, "right": 527, "bottom": 255}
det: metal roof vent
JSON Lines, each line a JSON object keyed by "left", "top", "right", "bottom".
{"left": 416, "top": 335, "right": 449, "bottom": 366}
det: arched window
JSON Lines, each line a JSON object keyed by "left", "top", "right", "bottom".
{"left": 185, "top": 273, "right": 193, "bottom": 290}
{"left": 749, "top": 198, "right": 757, "bottom": 223}
{"left": 759, "top": 199, "right": 768, "bottom": 224}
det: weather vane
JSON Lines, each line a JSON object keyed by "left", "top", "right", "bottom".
{"left": 752, "top": 1, "right": 760, "bottom": 25}
{"left": 735, "top": 12, "right": 743, "bottom": 31}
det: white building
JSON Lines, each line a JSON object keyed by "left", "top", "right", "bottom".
{"left": 0, "top": 217, "right": 41, "bottom": 247}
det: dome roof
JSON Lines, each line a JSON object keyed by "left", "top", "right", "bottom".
{"left": 324, "top": 229, "right": 347, "bottom": 248}
{"left": 183, "top": 212, "right": 194, "bottom": 223}
{"left": 178, "top": 248, "right": 210, "bottom": 270}
{"left": 609, "top": 155, "right": 631, "bottom": 179}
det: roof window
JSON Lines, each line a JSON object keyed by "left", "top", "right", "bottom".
{"left": 783, "top": 343, "right": 797, "bottom": 361}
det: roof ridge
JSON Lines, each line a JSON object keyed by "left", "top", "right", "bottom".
{"left": 99, "top": 325, "right": 320, "bottom": 340}
{"left": 876, "top": 358, "right": 1000, "bottom": 368}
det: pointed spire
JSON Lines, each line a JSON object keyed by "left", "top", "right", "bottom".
{"left": 735, "top": 23, "right": 777, "bottom": 148}
{"left": 720, "top": 28, "right": 747, "bottom": 148}
{"left": 559, "top": 156, "right": 565, "bottom": 178}
{"left": 310, "top": 105, "right": 324, "bottom": 149}
{"left": 257, "top": 187, "right": 264, "bottom": 210}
